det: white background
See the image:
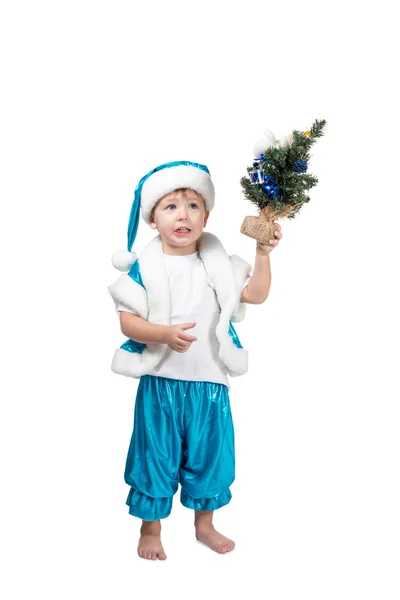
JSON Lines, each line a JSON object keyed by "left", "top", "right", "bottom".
{"left": 1, "top": 1, "right": 399, "bottom": 598}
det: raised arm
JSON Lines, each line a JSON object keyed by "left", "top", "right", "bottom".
{"left": 240, "top": 223, "right": 282, "bottom": 304}
{"left": 240, "top": 253, "right": 271, "bottom": 304}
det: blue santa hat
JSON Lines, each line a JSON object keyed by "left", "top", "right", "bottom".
{"left": 111, "top": 160, "right": 215, "bottom": 271}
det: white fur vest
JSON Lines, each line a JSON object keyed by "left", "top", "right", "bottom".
{"left": 108, "top": 232, "right": 252, "bottom": 379}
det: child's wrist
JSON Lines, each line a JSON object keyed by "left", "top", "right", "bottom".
{"left": 158, "top": 324, "right": 170, "bottom": 344}
{"left": 256, "top": 249, "right": 271, "bottom": 257}
{"left": 256, "top": 240, "right": 273, "bottom": 256}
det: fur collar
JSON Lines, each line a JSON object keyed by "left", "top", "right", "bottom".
{"left": 109, "top": 232, "right": 251, "bottom": 380}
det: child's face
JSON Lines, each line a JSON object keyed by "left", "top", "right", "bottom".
{"left": 149, "top": 189, "right": 210, "bottom": 255}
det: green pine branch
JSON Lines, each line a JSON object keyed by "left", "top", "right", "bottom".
{"left": 240, "top": 118, "right": 327, "bottom": 216}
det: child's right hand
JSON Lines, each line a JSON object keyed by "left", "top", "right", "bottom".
{"left": 164, "top": 322, "right": 198, "bottom": 353}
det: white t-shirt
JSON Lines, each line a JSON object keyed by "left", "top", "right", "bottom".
{"left": 117, "top": 251, "right": 250, "bottom": 386}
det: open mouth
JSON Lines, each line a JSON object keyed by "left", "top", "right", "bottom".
{"left": 174, "top": 227, "right": 191, "bottom": 235}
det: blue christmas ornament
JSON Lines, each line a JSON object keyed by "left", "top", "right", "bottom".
{"left": 250, "top": 153, "right": 272, "bottom": 183}
{"left": 292, "top": 159, "right": 308, "bottom": 173}
{"left": 261, "top": 175, "right": 279, "bottom": 200}
{"left": 250, "top": 169, "right": 265, "bottom": 184}
{"left": 252, "top": 153, "right": 265, "bottom": 165}
{"left": 248, "top": 152, "right": 279, "bottom": 198}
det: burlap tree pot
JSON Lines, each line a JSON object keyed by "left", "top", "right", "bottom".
{"left": 240, "top": 204, "right": 297, "bottom": 245}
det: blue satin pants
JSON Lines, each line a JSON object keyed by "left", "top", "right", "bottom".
{"left": 124, "top": 375, "right": 235, "bottom": 521}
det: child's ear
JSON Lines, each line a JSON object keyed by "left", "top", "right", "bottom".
{"left": 204, "top": 210, "right": 210, "bottom": 227}
{"left": 149, "top": 220, "right": 158, "bottom": 230}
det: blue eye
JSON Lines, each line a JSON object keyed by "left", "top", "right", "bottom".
{"left": 166, "top": 205, "right": 176, "bottom": 210}
{"left": 189, "top": 203, "right": 198, "bottom": 209}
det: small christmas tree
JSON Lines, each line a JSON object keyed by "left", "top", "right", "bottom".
{"left": 240, "top": 119, "right": 327, "bottom": 244}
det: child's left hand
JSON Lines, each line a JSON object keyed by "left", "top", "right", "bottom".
{"left": 256, "top": 223, "right": 283, "bottom": 255}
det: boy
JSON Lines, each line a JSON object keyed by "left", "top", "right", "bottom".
{"left": 109, "top": 161, "right": 282, "bottom": 560}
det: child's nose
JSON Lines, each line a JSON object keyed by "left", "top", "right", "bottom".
{"left": 178, "top": 207, "right": 189, "bottom": 219}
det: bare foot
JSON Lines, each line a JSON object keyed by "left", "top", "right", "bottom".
{"left": 138, "top": 521, "right": 167, "bottom": 560}
{"left": 195, "top": 524, "right": 235, "bottom": 554}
